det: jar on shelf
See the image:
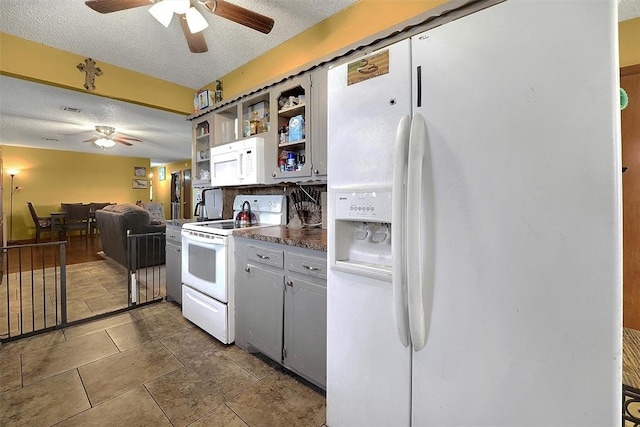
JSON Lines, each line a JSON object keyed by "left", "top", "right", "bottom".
{"left": 250, "top": 111, "right": 260, "bottom": 135}
{"left": 286, "top": 153, "right": 296, "bottom": 171}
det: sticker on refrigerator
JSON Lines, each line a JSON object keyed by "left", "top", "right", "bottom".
{"left": 347, "top": 50, "right": 389, "bottom": 86}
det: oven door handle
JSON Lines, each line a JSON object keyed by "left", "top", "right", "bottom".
{"left": 182, "top": 231, "right": 227, "bottom": 246}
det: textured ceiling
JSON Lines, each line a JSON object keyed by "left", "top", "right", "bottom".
{"left": 0, "top": 0, "right": 358, "bottom": 164}
{"left": 0, "top": 75, "right": 193, "bottom": 165}
{"left": 619, "top": 0, "right": 640, "bottom": 22}
{"left": 0, "top": 0, "right": 636, "bottom": 165}
{"left": 0, "top": 0, "right": 359, "bottom": 89}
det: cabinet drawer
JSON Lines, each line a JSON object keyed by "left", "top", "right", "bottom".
{"left": 166, "top": 229, "right": 181, "bottom": 244}
{"left": 247, "top": 245, "right": 284, "bottom": 269}
{"left": 287, "top": 254, "right": 327, "bottom": 279}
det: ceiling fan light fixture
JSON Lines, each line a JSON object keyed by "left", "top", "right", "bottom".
{"left": 170, "top": 0, "right": 191, "bottom": 14}
{"left": 149, "top": 1, "right": 175, "bottom": 27}
{"left": 95, "top": 137, "right": 116, "bottom": 148}
{"left": 186, "top": 7, "right": 209, "bottom": 33}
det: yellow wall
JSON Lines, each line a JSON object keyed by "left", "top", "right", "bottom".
{"left": 3, "top": 146, "right": 153, "bottom": 241}
{"left": 0, "top": 33, "right": 195, "bottom": 115}
{"left": 150, "top": 160, "right": 192, "bottom": 220}
{"left": 619, "top": 17, "right": 640, "bottom": 68}
{"left": 210, "top": 0, "right": 449, "bottom": 99}
{"left": 3, "top": 4, "right": 637, "bottom": 111}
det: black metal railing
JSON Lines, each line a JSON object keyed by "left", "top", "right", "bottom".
{"left": 0, "top": 241, "right": 67, "bottom": 341}
{"left": 127, "top": 231, "right": 166, "bottom": 306}
{"left": 624, "top": 385, "right": 640, "bottom": 427}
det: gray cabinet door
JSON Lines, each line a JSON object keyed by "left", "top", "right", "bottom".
{"left": 166, "top": 242, "right": 182, "bottom": 304}
{"left": 245, "top": 263, "right": 285, "bottom": 363}
{"left": 284, "top": 272, "right": 327, "bottom": 388}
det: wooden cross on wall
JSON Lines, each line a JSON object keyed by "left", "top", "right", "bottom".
{"left": 77, "top": 58, "right": 102, "bottom": 91}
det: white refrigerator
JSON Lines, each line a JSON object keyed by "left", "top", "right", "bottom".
{"left": 326, "top": 0, "right": 622, "bottom": 426}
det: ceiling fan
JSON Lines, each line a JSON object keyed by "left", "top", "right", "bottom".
{"left": 84, "top": 0, "right": 275, "bottom": 54}
{"left": 84, "top": 125, "right": 143, "bottom": 148}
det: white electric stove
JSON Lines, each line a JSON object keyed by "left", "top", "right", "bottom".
{"left": 181, "top": 194, "right": 287, "bottom": 343}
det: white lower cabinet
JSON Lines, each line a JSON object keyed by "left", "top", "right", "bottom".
{"left": 235, "top": 237, "right": 327, "bottom": 389}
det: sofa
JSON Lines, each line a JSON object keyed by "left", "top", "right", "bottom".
{"left": 95, "top": 204, "right": 166, "bottom": 269}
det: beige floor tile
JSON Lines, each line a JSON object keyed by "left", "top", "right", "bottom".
{"left": 0, "top": 351, "right": 21, "bottom": 393}
{"left": 79, "top": 339, "right": 182, "bottom": 405}
{"left": 189, "top": 404, "right": 250, "bottom": 427}
{"left": 83, "top": 293, "right": 127, "bottom": 314}
{"left": 220, "top": 346, "right": 280, "bottom": 380}
{"left": 146, "top": 352, "right": 258, "bottom": 427}
{"left": 160, "top": 326, "right": 226, "bottom": 365}
{"left": 131, "top": 300, "right": 182, "bottom": 320}
{"left": 0, "top": 329, "right": 66, "bottom": 357}
{"left": 106, "top": 313, "right": 191, "bottom": 351}
{"left": 22, "top": 330, "right": 119, "bottom": 385}
{"left": 65, "top": 283, "right": 111, "bottom": 300}
{"left": 0, "top": 370, "right": 90, "bottom": 427}
{"left": 226, "top": 370, "right": 326, "bottom": 427}
{"left": 65, "top": 299, "right": 95, "bottom": 323}
{"left": 56, "top": 386, "right": 172, "bottom": 427}
{"left": 64, "top": 312, "right": 136, "bottom": 340}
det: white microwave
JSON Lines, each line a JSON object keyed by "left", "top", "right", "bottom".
{"left": 210, "top": 137, "right": 266, "bottom": 186}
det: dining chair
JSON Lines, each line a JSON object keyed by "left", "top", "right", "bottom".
{"left": 89, "top": 202, "right": 113, "bottom": 236}
{"left": 27, "top": 202, "right": 53, "bottom": 242}
{"left": 62, "top": 203, "right": 91, "bottom": 240}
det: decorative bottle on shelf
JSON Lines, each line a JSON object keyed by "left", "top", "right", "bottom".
{"left": 250, "top": 111, "right": 260, "bottom": 136}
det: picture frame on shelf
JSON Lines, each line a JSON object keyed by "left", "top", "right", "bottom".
{"left": 134, "top": 166, "right": 147, "bottom": 177}
{"left": 132, "top": 179, "right": 148, "bottom": 189}
{"left": 159, "top": 166, "right": 166, "bottom": 181}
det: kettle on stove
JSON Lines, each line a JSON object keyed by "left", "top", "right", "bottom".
{"left": 235, "top": 201, "right": 257, "bottom": 227}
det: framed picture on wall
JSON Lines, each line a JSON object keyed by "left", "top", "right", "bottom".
{"left": 134, "top": 166, "right": 147, "bottom": 177}
{"left": 132, "top": 179, "right": 148, "bottom": 189}
{"left": 159, "top": 166, "right": 166, "bottom": 181}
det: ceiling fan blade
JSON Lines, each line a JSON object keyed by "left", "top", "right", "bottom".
{"left": 179, "top": 14, "right": 208, "bottom": 53}
{"left": 203, "top": 0, "right": 274, "bottom": 34}
{"left": 116, "top": 136, "right": 143, "bottom": 142}
{"left": 113, "top": 138, "right": 134, "bottom": 146}
{"left": 85, "top": 0, "right": 152, "bottom": 14}
{"left": 83, "top": 137, "right": 99, "bottom": 143}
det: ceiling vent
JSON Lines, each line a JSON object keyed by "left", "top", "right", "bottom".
{"left": 59, "top": 106, "right": 83, "bottom": 113}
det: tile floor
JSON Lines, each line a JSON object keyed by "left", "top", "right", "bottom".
{"left": 0, "top": 301, "right": 326, "bottom": 427}
{"left": 0, "top": 259, "right": 163, "bottom": 339}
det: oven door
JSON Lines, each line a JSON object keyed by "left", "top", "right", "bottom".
{"left": 181, "top": 230, "right": 228, "bottom": 303}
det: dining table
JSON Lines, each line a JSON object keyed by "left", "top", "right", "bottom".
{"left": 50, "top": 212, "right": 67, "bottom": 240}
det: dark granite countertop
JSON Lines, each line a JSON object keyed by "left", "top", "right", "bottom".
{"left": 233, "top": 225, "right": 327, "bottom": 252}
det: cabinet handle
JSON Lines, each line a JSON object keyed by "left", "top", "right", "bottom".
{"left": 286, "top": 280, "right": 294, "bottom": 287}
{"left": 302, "top": 264, "right": 321, "bottom": 271}
{"left": 245, "top": 266, "right": 251, "bottom": 272}
{"left": 256, "top": 254, "right": 270, "bottom": 260}
{"left": 313, "top": 169, "right": 319, "bottom": 174}
{"left": 272, "top": 172, "right": 277, "bottom": 177}
{"left": 177, "top": 248, "right": 181, "bottom": 252}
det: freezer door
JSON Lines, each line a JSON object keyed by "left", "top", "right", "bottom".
{"left": 327, "top": 38, "right": 413, "bottom": 425}
{"left": 410, "top": 0, "right": 621, "bottom": 425}
{"left": 327, "top": 38, "right": 412, "bottom": 187}
{"left": 326, "top": 270, "right": 411, "bottom": 426}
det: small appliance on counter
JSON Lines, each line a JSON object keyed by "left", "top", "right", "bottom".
{"left": 193, "top": 187, "right": 223, "bottom": 221}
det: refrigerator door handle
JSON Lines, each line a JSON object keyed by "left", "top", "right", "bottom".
{"left": 407, "top": 113, "right": 434, "bottom": 352}
{"left": 392, "top": 115, "right": 411, "bottom": 347}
